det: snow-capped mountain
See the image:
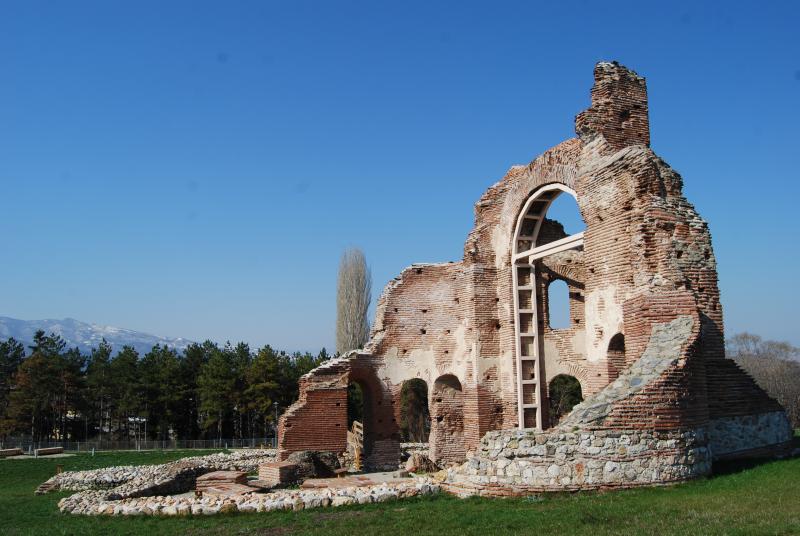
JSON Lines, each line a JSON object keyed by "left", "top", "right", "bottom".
{"left": 0, "top": 316, "right": 194, "bottom": 356}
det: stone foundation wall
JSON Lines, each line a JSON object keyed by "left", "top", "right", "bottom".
{"left": 444, "top": 427, "right": 710, "bottom": 497}
{"left": 708, "top": 411, "right": 793, "bottom": 459}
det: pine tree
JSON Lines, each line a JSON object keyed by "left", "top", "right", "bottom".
{"left": 109, "top": 346, "right": 140, "bottom": 439}
{"left": 245, "top": 345, "right": 282, "bottom": 438}
{"left": 0, "top": 338, "right": 25, "bottom": 437}
{"left": 86, "top": 339, "right": 113, "bottom": 442}
{"left": 139, "top": 345, "right": 182, "bottom": 440}
{"left": 197, "top": 347, "right": 237, "bottom": 439}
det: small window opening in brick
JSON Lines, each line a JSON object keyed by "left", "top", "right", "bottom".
{"left": 547, "top": 279, "right": 571, "bottom": 329}
{"left": 415, "top": 268, "right": 423, "bottom": 274}
{"left": 607, "top": 333, "right": 626, "bottom": 381}
{"left": 335, "top": 402, "right": 341, "bottom": 407}
{"left": 421, "top": 309, "right": 428, "bottom": 313}
{"left": 394, "top": 307, "right": 398, "bottom": 313}
{"left": 444, "top": 350, "right": 449, "bottom": 354}
{"left": 420, "top": 328, "right": 426, "bottom": 335}
{"left": 399, "top": 378, "right": 430, "bottom": 442}
{"left": 676, "top": 250, "right": 683, "bottom": 259}
{"left": 495, "top": 323, "right": 501, "bottom": 330}
{"left": 454, "top": 297, "right": 460, "bottom": 304}
{"left": 445, "top": 329, "right": 451, "bottom": 334}
{"left": 436, "top": 416, "right": 444, "bottom": 423}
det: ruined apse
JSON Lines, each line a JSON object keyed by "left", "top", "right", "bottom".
{"left": 277, "top": 62, "right": 792, "bottom": 490}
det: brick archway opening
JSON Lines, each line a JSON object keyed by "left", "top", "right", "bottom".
{"left": 399, "top": 378, "right": 430, "bottom": 443}
{"left": 347, "top": 378, "right": 374, "bottom": 458}
{"left": 547, "top": 374, "right": 584, "bottom": 426}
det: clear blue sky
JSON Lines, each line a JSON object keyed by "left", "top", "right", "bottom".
{"left": 1, "top": 1, "right": 798, "bottom": 351}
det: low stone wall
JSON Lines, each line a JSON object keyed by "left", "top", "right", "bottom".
{"left": 444, "top": 428, "right": 711, "bottom": 497}
{"left": 57, "top": 479, "right": 439, "bottom": 516}
{"left": 708, "top": 411, "right": 793, "bottom": 459}
{"left": 37, "top": 450, "right": 276, "bottom": 498}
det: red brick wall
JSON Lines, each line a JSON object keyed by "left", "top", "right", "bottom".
{"left": 275, "top": 62, "right": 789, "bottom": 477}
{"left": 575, "top": 61, "right": 650, "bottom": 151}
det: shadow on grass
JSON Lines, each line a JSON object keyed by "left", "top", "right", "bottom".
{"left": 712, "top": 457, "right": 778, "bottom": 476}
{"left": 710, "top": 431, "right": 799, "bottom": 477}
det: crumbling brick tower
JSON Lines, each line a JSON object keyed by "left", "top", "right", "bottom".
{"left": 278, "top": 62, "right": 793, "bottom": 488}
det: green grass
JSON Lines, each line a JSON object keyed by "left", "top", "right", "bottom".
{"left": 2, "top": 449, "right": 800, "bottom": 535}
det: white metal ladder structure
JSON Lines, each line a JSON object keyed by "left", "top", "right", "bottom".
{"left": 512, "top": 184, "right": 584, "bottom": 430}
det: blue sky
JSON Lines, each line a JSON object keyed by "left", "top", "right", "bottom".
{"left": 1, "top": 1, "right": 798, "bottom": 351}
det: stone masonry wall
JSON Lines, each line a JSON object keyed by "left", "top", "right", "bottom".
{"left": 444, "top": 428, "right": 710, "bottom": 497}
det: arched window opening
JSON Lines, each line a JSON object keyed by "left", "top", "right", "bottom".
{"left": 399, "top": 378, "right": 430, "bottom": 443}
{"left": 607, "top": 333, "right": 626, "bottom": 381}
{"left": 547, "top": 279, "right": 571, "bottom": 329}
{"left": 547, "top": 374, "right": 583, "bottom": 426}
{"left": 543, "top": 192, "right": 585, "bottom": 238}
{"left": 512, "top": 184, "right": 586, "bottom": 431}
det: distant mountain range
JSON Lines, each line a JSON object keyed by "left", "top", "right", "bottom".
{"left": 0, "top": 316, "right": 194, "bottom": 356}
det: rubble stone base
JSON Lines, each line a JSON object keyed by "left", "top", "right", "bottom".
{"left": 444, "top": 428, "right": 712, "bottom": 497}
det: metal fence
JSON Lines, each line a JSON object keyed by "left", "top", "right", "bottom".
{"left": 0, "top": 437, "right": 277, "bottom": 453}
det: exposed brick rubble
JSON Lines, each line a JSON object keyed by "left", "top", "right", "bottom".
{"left": 278, "top": 61, "right": 793, "bottom": 493}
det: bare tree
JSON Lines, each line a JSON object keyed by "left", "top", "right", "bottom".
{"left": 728, "top": 332, "right": 800, "bottom": 427}
{"left": 336, "top": 248, "right": 372, "bottom": 354}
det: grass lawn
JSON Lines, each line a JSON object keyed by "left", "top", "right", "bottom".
{"left": 2, "top": 449, "right": 800, "bottom": 535}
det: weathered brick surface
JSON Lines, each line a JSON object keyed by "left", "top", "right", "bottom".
{"left": 277, "top": 62, "right": 792, "bottom": 490}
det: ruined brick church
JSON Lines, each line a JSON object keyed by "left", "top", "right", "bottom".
{"left": 277, "top": 62, "right": 792, "bottom": 493}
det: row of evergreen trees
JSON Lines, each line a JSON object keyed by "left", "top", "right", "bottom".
{"left": 0, "top": 331, "right": 330, "bottom": 443}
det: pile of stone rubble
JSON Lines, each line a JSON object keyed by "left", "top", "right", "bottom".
{"left": 57, "top": 480, "right": 439, "bottom": 516}
{"left": 38, "top": 448, "right": 440, "bottom": 516}
{"left": 37, "top": 450, "right": 276, "bottom": 498}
